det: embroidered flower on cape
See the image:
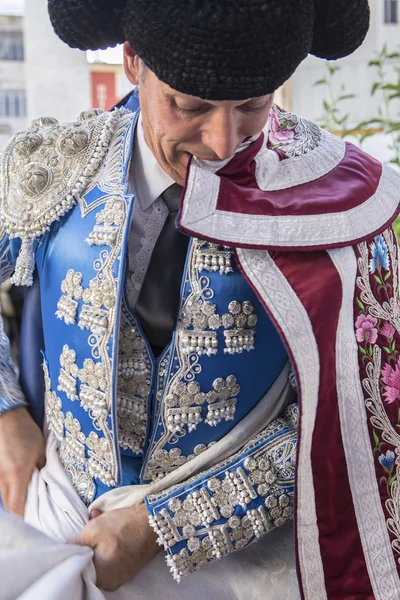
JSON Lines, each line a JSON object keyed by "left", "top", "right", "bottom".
{"left": 381, "top": 357, "right": 400, "bottom": 404}
{"left": 355, "top": 314, "right": 378, "bottom": 344}
{"left": 381, "top": 321, "right": 396, "bottom": 339}
{"left": 268, "top": 112, "right": 296, "bottom": 147}
{"left": 378, "top": 450, "right": 396, "bottom": 472}
{"left": 369, "top": 235, "right": 390, "bottom": 274}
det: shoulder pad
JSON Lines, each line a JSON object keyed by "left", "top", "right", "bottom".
{"left": 0, "top": 107, "right": 129, "bottom": 285}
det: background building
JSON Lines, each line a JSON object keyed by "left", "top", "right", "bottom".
{"left": 24, "top": 0, "right": 90, "bottom": 124}
{"left": 0, "top": 0, "right": 399, "bottom": 163}
{"left": 0, "top": 0, "right": 26, "bottom": 148}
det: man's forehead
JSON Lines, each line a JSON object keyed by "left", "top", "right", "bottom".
{"left": 160, "top": 77, "right": 269, "bottom": 106}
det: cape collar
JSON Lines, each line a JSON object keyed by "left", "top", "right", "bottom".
{"left": 178, "top": 106, "right": 400, "bottom": 250}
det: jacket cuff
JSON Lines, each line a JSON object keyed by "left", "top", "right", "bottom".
{"left": 145, "top": 403, "right": 298, "bottom": 581}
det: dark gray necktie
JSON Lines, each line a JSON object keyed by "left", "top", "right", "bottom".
{"left": 135, "top": 183, "right": 189, "bottom": 356}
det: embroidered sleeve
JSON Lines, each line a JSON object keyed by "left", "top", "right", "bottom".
{"left": 145, "top": 402, "right": 298, "bottom": 581}
{"left": 0, "top": 230, "right": 27, "bottom": 414}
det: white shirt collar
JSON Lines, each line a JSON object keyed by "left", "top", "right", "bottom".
{"left": 132, "top": 114, "right": 174, "bottom": 211}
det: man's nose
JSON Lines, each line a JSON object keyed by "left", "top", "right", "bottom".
{"left": 202, "top": 113, "right": 241, "bottom": 160}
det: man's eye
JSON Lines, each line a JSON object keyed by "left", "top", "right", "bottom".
{"left": 175, "top": 105, "right": 206, "bottom": 114}
{"left": 240, "top": 103, "right": 269, "bottom": 114}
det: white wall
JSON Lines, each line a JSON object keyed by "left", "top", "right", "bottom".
{"left": 0, "top": 59, "right": 27, "bottom": 147}
{"left": 289, "top": 0, "right": 400, "bottom": 162}
{"left": 0, "top": 14, "right": 27, "bottom": 149}
{"left": 24, "top": 0, "right": 90, "bottom": 124}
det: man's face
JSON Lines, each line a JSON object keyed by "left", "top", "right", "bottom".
{"left": 124, "top": 44, "right": 274, "bottom": 186}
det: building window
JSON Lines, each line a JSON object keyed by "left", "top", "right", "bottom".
{"left": 0, "top": 31, "right": 24, "bottom": 60}
{"left": 384, "top": 0, "right": 398, "bottom": 23}
{"left": 0, "top": 90, "right": 27, "bottom": 117}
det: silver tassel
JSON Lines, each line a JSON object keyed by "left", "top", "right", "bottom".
{"left": 10, "top": 236, "right": 35, "bottom": 286}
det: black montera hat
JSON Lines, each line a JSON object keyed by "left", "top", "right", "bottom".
{"left": 48, "top": 0, "right": 370, "bottom": 100}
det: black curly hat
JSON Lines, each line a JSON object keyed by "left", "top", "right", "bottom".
{"left": 48, "top": 0, "right": 370, "bottom": 100}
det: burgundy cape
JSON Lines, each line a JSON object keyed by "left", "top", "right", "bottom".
{"left": 178, "top": 107, "right": 400, "bottom": 600}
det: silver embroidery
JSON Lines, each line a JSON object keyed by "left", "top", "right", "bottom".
{"left": 223, "top": 300, "right": 256, "bottom": 354}
{"left": 77, "top": 276, "right": 115, "bottom": 338}
{"left": 116, "top": 300, "right": 152, "bottom": 454}
{"left": 0, "top": 109, "right": 125, "bottom": 286}
{"left": 143, "top": 239, "right": 256, "bottom": 481}
{"left": 165, "top": 375, "right": 239, "bottom": 433}
{"left": 145, "top": 444, "right": 211, "bottom": 481}
{"left": 86, "top": 198, "right": 125, "bottom": 247}
{"left": 44, "top": 362, "right": 97, "bottom": 504}
{"left": 195, "top": 243, "right": 234, "bottom": 275}
{"left": 58, "top": 345, "right": 79, "bottom": 400}
{"left": 55, "top": 269, "right": 83, "bottom": 325}
{"left": 148, "top": 411, "right": 296, "bottom": 582}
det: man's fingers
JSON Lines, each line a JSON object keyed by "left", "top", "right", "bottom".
{"left": 2, "top": 480, "right": 28, "bottom": 517}
{"left": 68, "top": 519, "right": 99, "bottom": 548}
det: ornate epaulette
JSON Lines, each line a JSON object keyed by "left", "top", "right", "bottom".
{"left": 0, "top": 108, "right": 127, "bottom": 286}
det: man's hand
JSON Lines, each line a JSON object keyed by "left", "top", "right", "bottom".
{"left": 0, "top": 407, "right": 46, "bottom": 517}
{"left": 72, "top": 504, "right": 160, "bottom": 591}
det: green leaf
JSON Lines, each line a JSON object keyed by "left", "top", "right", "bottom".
{"left": 373, "top": 429, "right": 379, "bottom": 446}
{"left": 323, "top": 100, "right": 330, "bottom": 112}
{"left": 389, "top": 475, "right": 397, "bottom": 485}
{"left": 359, "top": 346, "right": 367, "bottom": 355}
{"left": 382, "top": 83, "right": 400, "bottom": 91}
{"left": 369, "top": 60, "right": 381, "bottom": 67}
{"left": 369, "top": 345, "right": 373, "bottom": 357}
{"left": 337, "top": 94, "right": 356, "bottom": 101}
{"left": 384, "top": 271, "right": 391, "bottom": 281}
{"left": 383, "top": 347, "right": 391, "bottom": 354}
{"left": 328, "top": 63, "right": 340, "bottom": 75}
{"left": 356, "top": 298, "right": 365, "bottom": 310}
{"left": 313, "top": 79, "right": 327, "bottom": 86}
{"left": 375, "top": 275, "right": 383, "bottom": 285}
{"left": 371, "top": 82, "right": 380, "bottom": 95}
{"left": 393, "top": 341, "right": 396, "bottom": 351}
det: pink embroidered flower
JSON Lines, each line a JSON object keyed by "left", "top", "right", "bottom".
{"left": 269, "top": 112, "right": 296, "bottom": 147}
{"left": 381, "top": 358, "right": 400, "bottom": 404}
{"left": 355, "top": 314, "right": 378, "bottom": 344}
{"left": 381, "top": 322, "right": 396, "bottom": 339}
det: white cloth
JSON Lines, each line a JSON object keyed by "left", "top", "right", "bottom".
{"left": 125, "top": 115, "right": 174, "bottom": 308}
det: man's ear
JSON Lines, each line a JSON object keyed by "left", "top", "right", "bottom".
{"left": 123, "top": 42, "right": 141, "bottom": 85}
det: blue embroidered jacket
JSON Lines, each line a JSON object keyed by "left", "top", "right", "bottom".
{"left": 0, "top": 103, "right": 296, "bottom": 579}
